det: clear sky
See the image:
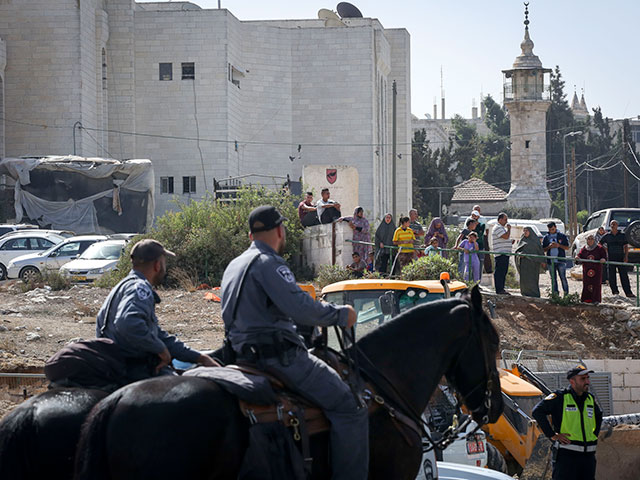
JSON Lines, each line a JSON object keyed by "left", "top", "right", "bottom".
{"left": 146, "top": 1, "right": 640, "bottom": 120}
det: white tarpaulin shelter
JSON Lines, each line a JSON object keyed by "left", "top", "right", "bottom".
{"left": 0, "top": 156, "right": 154, "bottom": 234}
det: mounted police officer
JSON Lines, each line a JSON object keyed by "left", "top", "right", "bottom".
{"left": 221, "top": 205, "right": 368, "bottom": 480}
{"left": 532, "top": 364, "right": 603, "bottom": 480}
{"left": 96, "top": 239, "right": 217, "bottom": 382}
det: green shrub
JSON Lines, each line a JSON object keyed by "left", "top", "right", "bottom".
{"left": 42, "top": 271, "right": 71, "bottom": 291}
{"left": 400, "top": 254, "right": 459, "bottom": 281}
{"left": 577, "top": 210, "right": 589, "bottom": 226}
{"left": 316, "top": 264, "right": 355, "bottom": 288}
{"left": 548, "top": 290, "right": 581, "bottom": 306}
{"left": 505, "top": 268, "right": 519, "bottom": 289}
{"left": 92, "top": 188, "right": 305, "bottom": 289}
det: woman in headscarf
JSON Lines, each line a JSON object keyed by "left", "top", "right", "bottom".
{"left": 374, "top": 213, "right": 396, "bottom": 274}
{"left": 514, "top": 227, "right": 546, "bottom": 297}
{"left": 575, "top": 234, "right": 608, "bottom": 303}
{"left": 425, "top": 217, "right": 449, "bottom": 257}
{"left": 341, "top": 206, "right": 370, "bottom": 260}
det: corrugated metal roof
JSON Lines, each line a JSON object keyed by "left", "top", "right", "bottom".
{"left": 451, "top": 178, "right": 508, "bottom": 202}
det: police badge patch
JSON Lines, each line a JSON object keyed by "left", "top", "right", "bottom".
{"left": 136, "top": 283, "right": 152, "bottom": 301}
{"left": 276, "top": 265, "right": 295, "bottom": 283}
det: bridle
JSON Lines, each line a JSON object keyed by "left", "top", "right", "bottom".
{"left": 422, "top": 306, "right": 497, "bottom": 451}
{"left": 336, "top": 298, "right": 497, "bottom": 453}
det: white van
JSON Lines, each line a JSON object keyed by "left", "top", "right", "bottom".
{"left": 486, "top": 217, "right": 564, "bottom": 252}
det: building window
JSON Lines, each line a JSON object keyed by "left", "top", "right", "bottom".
{"left": 161, "top": 176, "right": 174, "bottom": 194}
{"left": 228, "top": 63, "right": 244, "bottom": 88}
{"left": 525, "top": 140, "right": 530, "bottom": 148}
{"left": 159, "top": 63, "right": 172, "bottom": 81}
{"left": 181, "top": 62, "right": 195, "bottom": 80}
{"left": 183, "top": 176, "right": 196, "bottom": 194}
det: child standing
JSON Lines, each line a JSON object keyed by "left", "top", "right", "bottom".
{"left": 424, "top": 237, "right": 440, "bottom": 257}
{"left": 458, "top": 231, "right": 481, "bottom": 282}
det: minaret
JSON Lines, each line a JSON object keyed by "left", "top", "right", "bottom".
{"left": 502, "top": 3, "right": 552, "bottom": 217}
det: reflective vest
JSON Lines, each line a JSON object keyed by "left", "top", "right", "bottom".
{"left": 558, "top": 392, "right": 598, "bottom": 453}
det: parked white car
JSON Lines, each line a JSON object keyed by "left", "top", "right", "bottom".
{"left": 0, "top": 224, "right": 39, "bottom": 238}
{"left": 60, "top": 239, "right": 127, "bottom": 282}
{"left": 6, "top": 235, "right": 108, "bottom": 281}
{"left": 0, "top": 231, "right": 70, "bottom": 280}
{"left": 571, "top": 208, "right": 640, "bottom": 262}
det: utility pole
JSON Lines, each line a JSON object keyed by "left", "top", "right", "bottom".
{"left": 392, "top": 80, "right": 397, "bottom": 219}
{"left": 623, "top": 121, "right": 630, "bottom": 207}
{"left": 571, "top": 147, "right": 578, "bottom": 239}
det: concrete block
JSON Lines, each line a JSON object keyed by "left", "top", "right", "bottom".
{"left": 612, "top": 400, "right": 638, "bottom": 415}
{"left": 612, "top": 387, "right": 632, "bottom": 402}
{"left": 585, "top": 359, "right": 605, "bottom": 371}
{"left": 630, "top": 388, "right": 640, "bottom": 402}
{"left": 624, "top": 373, "right": 640, "bottom": 387}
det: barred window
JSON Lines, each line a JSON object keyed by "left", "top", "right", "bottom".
{"left": 160, "top": 176, "right": 174, "bottom": 194}
{"left": 183, "top": 176, "right": 196, "bottom": 194}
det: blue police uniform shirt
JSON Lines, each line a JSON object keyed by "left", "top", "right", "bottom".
{"left": 96, "top": 270, "right": 201, "bottom": 363}
{"left": 221, "top": 240, "right": 350, "bottom": 352}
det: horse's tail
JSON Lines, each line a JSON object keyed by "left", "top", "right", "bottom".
{"left": 0, "top": 401, "right": 35, "bottom": 479}
{"left": 74, "top": 389, "right": 124, "bottom": 480}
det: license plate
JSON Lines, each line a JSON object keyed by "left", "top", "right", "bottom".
{"left": 72, "top": 276, "right": 87, "bottom": 282}
{"left": 466, "top": 440, "right": 485, "bottom": 454}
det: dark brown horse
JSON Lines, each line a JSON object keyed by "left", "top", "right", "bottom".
{"left": 0, "top": 387, "right": 108, "bottom": 480}
{"left": 75, "top": 287, "right": 503, "bottom": 480}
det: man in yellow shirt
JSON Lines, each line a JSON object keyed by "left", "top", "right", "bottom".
{"left": 392, "top": 216, "right": 416, "bottom": 274}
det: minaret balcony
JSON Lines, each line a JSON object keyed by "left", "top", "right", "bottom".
{"left": 503, "top": 81, "right": 550, "bottom": 102}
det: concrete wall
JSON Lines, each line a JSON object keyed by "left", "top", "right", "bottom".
{"left": 585, "top": 359, "right": 640, "bottom": 414}
{"left": 302, "top": 221, "right": 356, "bottom": 271}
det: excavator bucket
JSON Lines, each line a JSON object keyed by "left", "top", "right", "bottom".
{"left": 520, "top": 435, "right": 553, "bottom": 480}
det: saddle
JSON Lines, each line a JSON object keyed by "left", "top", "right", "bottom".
{"left": 230, "top": 349, "right": 422, "bottom": 447}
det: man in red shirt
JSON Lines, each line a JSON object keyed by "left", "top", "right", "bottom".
{"left": 298, "top": 192, "right": 320, "bottom": 227}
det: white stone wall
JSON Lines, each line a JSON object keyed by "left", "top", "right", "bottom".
{"left": 302, "top": 221, "right": 356, "bottom": 271}
{"left": 133, "top": 8, "right": 229, "bottom": 215}
{"left": 0, "top": 0, "right": 85, "bottom": 156}
{"left": 385, "top": 29, "right": 412, "bottom": 219}
{"left": 0, "top": 2, "right": 411, "bottom": 223}
{"left": 0, "top": 36, "right": 5, "bottom": 158}
{"left": 585, "top": 359, "right": 640, "bottom": 415}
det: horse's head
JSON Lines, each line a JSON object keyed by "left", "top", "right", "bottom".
{"left": 446, "top": 285, "right": 503, "bottom": 425}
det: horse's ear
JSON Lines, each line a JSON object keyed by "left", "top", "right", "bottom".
{"left": 470, "top": 284, "right": 483, "bottom": 312}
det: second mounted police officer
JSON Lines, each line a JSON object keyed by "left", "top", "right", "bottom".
{"left": 221, "top": 205, "right": 369, "bottom": 480}
{"left": 96, "top": 239, "right": 217, "bottom": 382}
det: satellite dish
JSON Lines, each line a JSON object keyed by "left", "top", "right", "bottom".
{"left": 318, "top": 8, "right": 341, "bottom": 21}
{"left": 336, "top": 2, "right": 363, "bottom": 18}
{"left": 324, "top": 18, "right": 347, "bottom": 27}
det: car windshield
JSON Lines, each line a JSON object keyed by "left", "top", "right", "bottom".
{"left": 611, "top": 211, "right": 640, "bottom": 229}
{"left": 323, "top": 288, "right": 445, "bottom": 348}
{"left": 80, "top": 243, "right": 123, "bottom": 260}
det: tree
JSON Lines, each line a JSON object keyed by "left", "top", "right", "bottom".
{"left": 450, "top": 115, "right": 477, "bottom": 181}
{"left": 472, "top": 95, "right": 510, "bottom": 188}
{"left": 412, "top": 129, "right": 455, "bottom": 217}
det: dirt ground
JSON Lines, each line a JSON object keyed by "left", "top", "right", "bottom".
{"left": 2, "top": 275, "right": 640, "bottom": 418}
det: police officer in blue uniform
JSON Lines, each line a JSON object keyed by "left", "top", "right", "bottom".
{"left": 221, "top": 205, "right": 368, "bottom": 480}
{"left": 97, "top": 239, "right": 217, "bottom": 382}
{"left": 532, "top": 365, "right": 603, "bottom": 480}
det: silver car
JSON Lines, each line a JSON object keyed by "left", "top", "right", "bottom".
{"left": 60, "top": 239, "right": 126, "bottom": 282}
{"left": 6, "top": 235, "right": 108, "bottom": 281}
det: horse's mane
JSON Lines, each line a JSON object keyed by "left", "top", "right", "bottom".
{"left": 355, "top": 296, "right": 470, "bottom": 352}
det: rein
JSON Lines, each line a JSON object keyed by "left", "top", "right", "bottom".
{"left": 340, "top": 300, "right": 495, "bottom": 452}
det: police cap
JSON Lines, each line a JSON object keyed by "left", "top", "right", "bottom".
{"left": 249, "top": 206, "right": 287, "bottom": 233}
{"left": 567, "top": 364, "right": 594, "bottom": 380}
{"left": 130, "top": 239, "right": 175, "bottom": 263}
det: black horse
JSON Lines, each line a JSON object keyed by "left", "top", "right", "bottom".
{"left": 75, "top": 287, "right": 503, "bottom": 480}
{"left": 0, "top": 387, "right": 108, "bottom": 480}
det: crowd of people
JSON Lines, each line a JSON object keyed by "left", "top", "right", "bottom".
{"left": 298, "top": 191, "right": 637, "bottom": 303}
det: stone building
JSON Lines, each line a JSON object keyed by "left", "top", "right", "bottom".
{"left": 0, "top": 1, "right": 411, "bottom": 221}
{"left": 501, "top": 6, "right": 552, "bottom": 218}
